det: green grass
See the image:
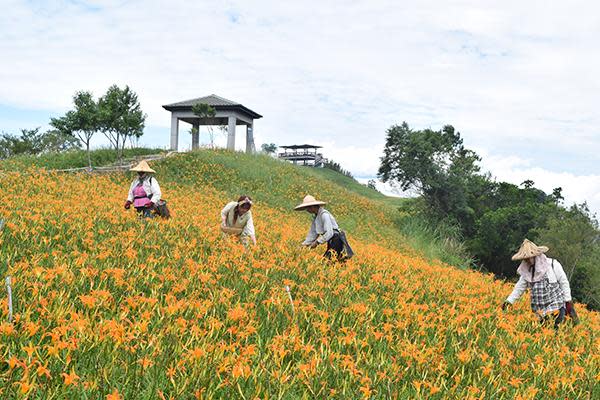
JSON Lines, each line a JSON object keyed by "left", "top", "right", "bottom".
{"left": 0, "top": 147, "right": 163, "bottom": 171}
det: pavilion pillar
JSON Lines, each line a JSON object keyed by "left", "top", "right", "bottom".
{"left": 227, "top": 116, "right": 236, "bottom": 151}
{"left": 246, "top": 123, "right": 255, "bottom": 153}
{"left": 170, "top": 115, "right": 179, "bottom": 151}
{"left": 192, "top": 121, "right": 200, "bottom": 150}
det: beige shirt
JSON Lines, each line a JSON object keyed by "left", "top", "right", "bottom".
{"left": 221, "top": 201, "right": 255, "bottom": 237}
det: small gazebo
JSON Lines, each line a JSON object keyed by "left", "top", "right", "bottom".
{"left": 162, "top": 94, "right": 262, "bottom": 153}
{"left": 278, "top": 144, "right": 326, "bottom": 167}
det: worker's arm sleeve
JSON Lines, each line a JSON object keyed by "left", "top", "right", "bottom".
{"left": 506, "top": 276, "right": 528, "bottom": 304}
{"left": 302, "top": 222, "right": 318, "bottom": 245}
{"left": 150, "top": 179, "right": 162, "bottom": 204}
{"left": 554, "top": 260, "right": 572, "bottom": 302}
{"left": 127, "top": 181, "right": 135, "bottom": 202}
{"left": 317, "top": 214, "right": 334, "bottom": 244}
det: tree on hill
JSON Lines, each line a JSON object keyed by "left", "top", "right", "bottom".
{"left": 324, "top": 160, "right": 353, "bottom": 178}
{"left": 50, "top": 91, "right": 99, "bottom": 169}
{"left": 378, "top": 122, "right": 486, "bottom": 227}
{"left": 98, "top": 85, "right": 146, "bottom": 161}
{"left": 261, "top": 143, "right": 278, "bottom": 154}
{"left": 0, "top": 128, "right": 79, "bottom": 159}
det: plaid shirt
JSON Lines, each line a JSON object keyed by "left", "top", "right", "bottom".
{"left": 529, "top": 277, "right": 564, "bottom": 316}
{"left": 507, "top": 258, "right": 572, "bottom": 306}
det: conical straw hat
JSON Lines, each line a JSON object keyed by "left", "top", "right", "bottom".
{"left": 130, "top": 160, "right": 156, "bottom": 173}
{"left": 294, "top": 195, "right": 326, "bottom": 210}
{"left": 511, "top": 239, "right": 549, "bottom": 261}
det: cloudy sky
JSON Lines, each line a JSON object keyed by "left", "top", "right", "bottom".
{"left": 1, "top": 0, "right": 599, "bottom": 212}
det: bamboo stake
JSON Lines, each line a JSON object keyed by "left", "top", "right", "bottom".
{"left": 284, "top": 285, "right": 295, "bottom": 316}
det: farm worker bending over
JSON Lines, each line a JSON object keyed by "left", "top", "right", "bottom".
{"left": 220, "top": 196, "right": 257, "bottom": 246}
{"left": 295, "top": 195, "right": 354, "bottom": 261}
{"left": 502, "top": 239, "right": 578, "bottom": 328}
{"left": 124, "top": 160, "right": 162, "bottom": 219}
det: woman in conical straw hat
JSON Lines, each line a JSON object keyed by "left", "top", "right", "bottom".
{"left": 220, "top": 195, "right": 257, "bottom": 246}
{"left": 124, "top": 160, "right": 162, "bottom": 218}
{"left": 502, "top": 239, "right": 577, "bottom": 328}
{"left": 295, "top": 195, "right": 353, "bottom": 261}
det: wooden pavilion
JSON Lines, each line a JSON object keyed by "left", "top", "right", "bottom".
{"left": 278, "top": 144, "right": 326, "bottom": 167}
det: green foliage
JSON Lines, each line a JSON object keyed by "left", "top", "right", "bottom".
{"left": 50, "top": 91, "right": 99, "bottom": 168}
{"left": 38, "top": 129, "right": 81, "bottom": 153}
{"left": 323, "top": 159, "right": 353, "bottom": 178}
{"left": 535, "top": 204, "right": 600, "bottom": 308}
{"left": 0, "top": 128, "right": 80, "bottom": 159}
{"left": 98, "top": 84, "right": 146, "bottom": 159}
{"left": 378, "top": 122, "right": 483, "bottom": 225}
{"left": 470, "top": 204, "right": 551, "bottom": 277}
{"left": 395, "top": 201, "right": 475, "bottom": 269}
{"left": 191, "top": 103, "right": 216, "bottom": 119}
{"left": 191, "top": 103, "right": 220, "bottom": 147}
{"left": 260, "top": 143, "right": 278, "bottom": 154}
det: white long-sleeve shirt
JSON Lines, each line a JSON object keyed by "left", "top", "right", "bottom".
{"left": 506, "top": 258, "right": 572, "bottom": 304}
{"left": 127, "top": 176, "right": 162, "bottom": 205}
{"left": 302, "top": 207, "right": 339, "bottom": 245}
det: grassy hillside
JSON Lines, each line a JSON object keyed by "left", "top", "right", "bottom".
{"left": 0, "top": 148, "right": 163, "bottom": 171}
{"left": 0, "top": 150, "right": 598, "bottom": 399}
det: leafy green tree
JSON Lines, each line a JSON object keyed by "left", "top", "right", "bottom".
{"left": 98, "top": 85, "right": 146, "bottom": 160}
{"left": 261, "top": 143, "right": 278, "bottom": 154}
{"left": 0, "top": 128, "right": 41, "bottom": 157}
{"left": 378, "top": 122, "right": 487, "bottom": 226}
{"left": 0, "top": 128, "right": 79, "bottom": 159}
{"left": 39, "top": 130, "right": 80, "bottom": 153}
{"left": 469, "top": 203, "right": 551, "bottom": 277}
{"left": 50, "top": 91, "right": 99, "bottom": 169}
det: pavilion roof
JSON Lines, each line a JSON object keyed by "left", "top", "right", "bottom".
{"left": 280, "top": 144, "right": 323, "bottom": 149}
{"left": 162, "top": 94, "right": 262, "bottom": 118}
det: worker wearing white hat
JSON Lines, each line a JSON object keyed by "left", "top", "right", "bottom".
{"left": 295, "top": 195, "right": 353, "bottom": 261}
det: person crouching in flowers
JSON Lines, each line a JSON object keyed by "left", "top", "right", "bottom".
{"left": 220, "top": 196, "right": 256, "bottom": 246}
{"left": 502, "top": 239, "right": 578, "bottom": 328}
{"left": 295, "top": 195, "right": 354, "bottom": 261}
{"left": 124, "top": 160, "right": 162, "bottom": 218}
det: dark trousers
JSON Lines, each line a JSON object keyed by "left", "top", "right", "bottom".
{"left": 324, "top": 233, "right": 345, "bottom": 261}
{"left": 135, "top": 206, "right": 154, "bottom": 219}
{"left": 540, "top": 307, "right": 566, "bottom": 330}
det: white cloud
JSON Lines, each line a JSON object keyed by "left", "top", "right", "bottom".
{"left": 1, "top": 0, "right": 599, "bottom": 211}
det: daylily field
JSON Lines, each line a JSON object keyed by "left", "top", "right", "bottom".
{"left": 0, "top": 151, "right": 598, "bottom": 399}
